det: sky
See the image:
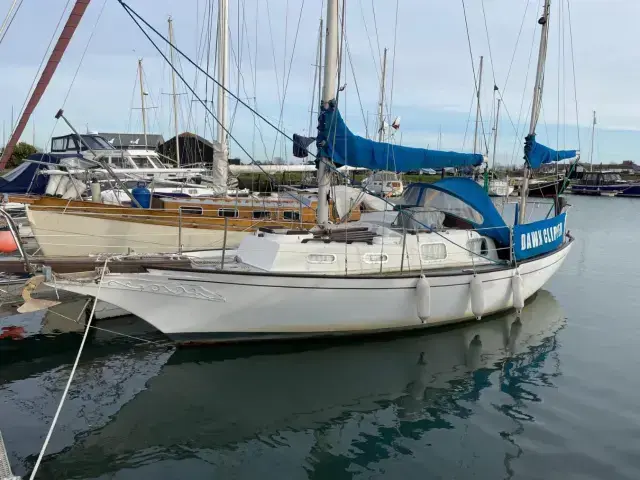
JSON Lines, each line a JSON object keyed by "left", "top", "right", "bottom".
{"left": 1, "top": 0, "right": 639, "bottom": 165}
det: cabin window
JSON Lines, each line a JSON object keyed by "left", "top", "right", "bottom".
{"left": 179, "top": 206, "right": 203, "bottom": 216}
{"left": 283, "top": 211, "right": 301, "bottom": 221}
{"left": 467, "top": 238, "right": 488, "bottom": 256}
{"left": 307, "top": 254, "right": 336, "bottom": 264}
{"left": 583, "top": 173, "right": 599, "bottom": 185}
{"left": 252, "top": 210, "right": 271, "bottom": 220}
{"left": 363, "top": 253, "right": 388, "bottom": 264}
{"left": 218, "top": 208, "right": 239, "bottom": 218}
{"left": 420, "top": 189, "right": 484, "bottom": 224}
{"left": 110, "top": 156, "right": 130, "bottom": 168}
{"left": 131, "top": 156, "right": 155, "bottom": 168}
{"left": 51, "top": 138, "right": 66, "bottom": 152}
{"left": 420, "top": 243, "right": 447, "bottom": 260}
{"left": 398, "top": 185, "right": 423, "bottom": 206}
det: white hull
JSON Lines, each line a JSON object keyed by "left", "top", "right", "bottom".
{"left": 26, "top": 207, "right": 249, "bottom": 256}
{"left": 53, "top": 241, "right": 572, "bottom": 343}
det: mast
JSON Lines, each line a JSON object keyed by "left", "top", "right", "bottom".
{"left": 491, "top": 99, "right": 501, "bottom": 170}
{"left": 519, "top": 0, "right": 551, "bottom": 224}
{"left": 308, "top": 18, "right": 323, "bottom": 137}
{"left": 212, "top": 0, "right": 229, "bottom": 195}
{"left": 589, "top": 110, "right": 596, "bottom": 172}
{"left": 0, "top": 0, "right": 91, "bottom": 169}
{"left": 473, "top": 56, "right": 484, "bottom": 155}
{"left": 317, "top": 0, "right": 338, "bottom": 225}
{"left": 377, "top": 47, "right": 388, "bottom": 143}
{"left": 168, "top": 17, "right": 181, "bottom": 167}
{"left": 138, "top": 59, "right": 148, "bottom": 150}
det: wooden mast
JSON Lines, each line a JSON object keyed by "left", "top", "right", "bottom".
{"left": 0, "top": 0, "right": 91, "bottom": 169}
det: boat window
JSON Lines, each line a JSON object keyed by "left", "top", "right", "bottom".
{"left": 131, "top": 156, "right": 155, "bottom": 168}
{"left": 147, "top": 156, "right": 164, "bottom": 168}
{"left": 363, "top": 253, "right": 388, "bottom": 264}
{"left": 110, "top": 156, "right": 131, "bottom": 169}
{"left": 80, "top": 135, "right": 111, "bottom": 150}
{"left": 603, "top": 173, "right": 622, "bottom": 183}
{"left": 179, "top": 206, "right": 203, "bottom": 215}
{"left": 467, "top": 238, "right": 488, "bottom": 256}
{"left": 51, "top": 138, "right": 66, "bottom": 152}
{"left": 283, "top": 211, "right": 301, "bottom": 221}
{"left": 218, "top": 208, "right": 239, "bottom": 218}
{"left": 66, "top": 137, "right": 79, "bottom": 151}
{"left": 582, "top": 173, "right": 599, "bottom": 185}
{"left": 420, "top": 243, "right": 447, "bottom": 260}
{"left": 252, "top": 210, "right": 271, "bottom": 219}
{"left": 398, "top": 185, "right": 423, "bottom": 206}
{"left": 307, "top": 254, "right": 336, "bottom": 264}
{"left": 420, "top": 189, "right": 484, "bottom": 223}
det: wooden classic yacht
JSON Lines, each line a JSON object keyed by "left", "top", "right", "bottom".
{"left": 24, "top": 192, "right": 360, "bottom": 256}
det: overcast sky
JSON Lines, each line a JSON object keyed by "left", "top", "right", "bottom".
{"left": 1, "top": 0, "right": 638, "bottom": 165}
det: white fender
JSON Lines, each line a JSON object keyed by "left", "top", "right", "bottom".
{"left": 470, "top": 275, "right": 484, "bottom": 320}
{"left": 62, "top": 178, "right": 87, "bottom": 199}
{"left": 512, "top": 274, "right": 525, "bottom": 313}
{"left": 90, "top": 180, "right": 101, "bottom": 202}
{"left": 55, "top": 176, "right": 70, "bottom": 197}
{"left": 415, "top": 275, "right": 431, "bottom": 323}
{"left": 45, "top": 175, "right": 61, "bottom": 196}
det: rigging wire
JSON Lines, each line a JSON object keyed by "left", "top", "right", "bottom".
{"left": 18, "top": 0, "right": 72, "bottom": 136}
{"left": 388, "top": 0, "right": 400, "bottom": 119}
{"left": 344, "top": 34, "right": 368, "bottom": 133}
{"left": 370, "top": 0, "right": 383, "bottom": 73}
{"left": 358, "top": 0, "right": 381, "bottom": 81}
{"left": 460, "top": 0, "right": 489, "bottom": 154}
{"left": 0, "top": 0, "right": 23, "bottom": 47}
{"left": 46, "top": 0, "right": 108, "bottom": 149}
{"left": 269, "top": 0, "right": 306, "bottom": 163}
{"left": 119, "top": 0, "right": 313, "bottom": 201}
{"left": 118, "top": 0, "right": 502, "bottom": 263}
{"left": 566, "top": 0, "right": 581, "bottom": 149}
{"left": 508, "top": 3, "right": 541, "bottom": 166}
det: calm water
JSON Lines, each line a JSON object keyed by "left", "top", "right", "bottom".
{"left": 2, "top": 195, "right": 640, "bottom": 479}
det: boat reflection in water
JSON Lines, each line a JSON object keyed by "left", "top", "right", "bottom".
{"left": 32, "top": 290, "right": 565, "bottom": 478}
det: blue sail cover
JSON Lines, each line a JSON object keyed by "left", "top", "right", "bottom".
{"left": 317, "top": 103, "right": 483, "bottom": 172}
{"left": 0, "top": 153, "right": 64, "bottom": 195}
{"left": 525, "top": 134, "right": 577, "bottom": 169}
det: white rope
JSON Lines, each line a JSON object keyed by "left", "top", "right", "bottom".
{"left": 29, "top": 258, "right": 109, "bottom": 480}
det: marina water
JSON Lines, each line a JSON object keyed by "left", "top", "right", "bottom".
{"left": 1, "top": 195, "right": 639, "bottom": 479}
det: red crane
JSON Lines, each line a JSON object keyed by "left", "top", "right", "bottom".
{"left": 0, "top": 0, "right": 91, "bottom": 169}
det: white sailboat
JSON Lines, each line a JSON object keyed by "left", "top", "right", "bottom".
{"left": 49, "top": 0, "right": 576, "bottom": 343}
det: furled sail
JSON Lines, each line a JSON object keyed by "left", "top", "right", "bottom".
{"left": 317, "top": 102, "right": 483, "bottom": 172}
{"left": 524, "top": 134, "right": 577, "bottom": 169}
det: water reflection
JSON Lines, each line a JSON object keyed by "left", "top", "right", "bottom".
{"left": 0, "top": 290, "right": 564, "bottom": 478}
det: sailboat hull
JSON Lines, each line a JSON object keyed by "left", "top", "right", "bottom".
{"left": 26, "top": 206, "right": 249, "bottom": 256}
{"left": 51, "top": 240, "right": 572, "bottom": 343}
